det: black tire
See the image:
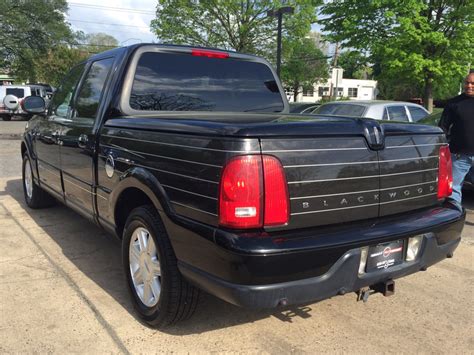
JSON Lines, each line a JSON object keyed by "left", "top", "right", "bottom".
{"left": 1, "top": 115, "right": 12, "bottom": 121}
{"left": 122, "top": 205, "right": 200, "bottom": 328}
{"left": 22, "top": 154, "right": 55, "bottom": 209}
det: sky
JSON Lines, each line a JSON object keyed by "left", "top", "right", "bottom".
{"left": 66, "top": 0, "right": 158, "bottom": 45}
{"left": 65, "top": 1, "right": 329, "bottom": 52}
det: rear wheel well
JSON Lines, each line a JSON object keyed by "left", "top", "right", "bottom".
{"left": 115, "top": 188, "right": 154, "bottom": 238}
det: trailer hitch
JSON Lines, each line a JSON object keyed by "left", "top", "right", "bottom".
{"left": 357, "top": 280, "right": 395, "bottom": 302}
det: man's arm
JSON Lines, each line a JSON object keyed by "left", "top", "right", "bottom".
{"left": 438, "top": 104, "right": 454, "bottom": 137}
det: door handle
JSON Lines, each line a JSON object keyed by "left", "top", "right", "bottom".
{"left": 78, "top": 134, "right": 88, "bottom": 148}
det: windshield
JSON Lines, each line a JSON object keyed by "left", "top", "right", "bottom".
{"left": 129, "top": 52, "right": 284, "bottom": 113}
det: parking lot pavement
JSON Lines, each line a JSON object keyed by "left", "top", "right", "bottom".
{"left": 0, "top": 120, "right": 26, "bottom": 140}
{"left": 1, "top": 139, "right": 473, "bottom": 353}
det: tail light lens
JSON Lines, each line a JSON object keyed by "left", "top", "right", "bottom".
{"left": 438, "top": 145, "right": 453, "bottom": 199}
{"left": 262, "top": 156, "right": 289, "bottom": 226}
{"left": 219, "top": 156, "right": 263, "bottom": 228}
{"left": 219, "top": 155, "right": 289, "bottom": 229}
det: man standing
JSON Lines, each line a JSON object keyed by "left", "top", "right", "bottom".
{"left": 439, "top": 72, "right": 474, "bottom": 210}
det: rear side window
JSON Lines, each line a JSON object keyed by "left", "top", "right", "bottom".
{"left": 315, "top": 103, "right": 366, "bottom": 116}
{"left": 74, "top": 58, "right": 114, "bottom": 121}
{"left": 408, "top": 106, "right": 428, "bottom": 122}
{"left": 6, "top": 88, "right": 25, "bottom": 98}
{"left": 387, "top": 106, "right": 409, "bottom": 121}
{"left": 129, "top": 52, "right": 284, "bottom": 112}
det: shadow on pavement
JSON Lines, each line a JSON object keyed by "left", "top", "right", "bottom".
{"left": 4, "top": 179, "right": 313, "bottom": 335}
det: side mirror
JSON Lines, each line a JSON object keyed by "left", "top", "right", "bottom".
{"left": 22, "top": 96, "right": 46, "bottom": 114}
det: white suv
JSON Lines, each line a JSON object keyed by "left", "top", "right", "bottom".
{"left": 0, "top": 85, "right": 49, "bottom": 121}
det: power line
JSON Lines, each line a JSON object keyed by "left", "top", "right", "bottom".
{"left": 69, "top": 42, "right": 120, "bottom": 48}
{"left": 68, "top": 2, "right": 155, "bottom": 15}
{"left": 68, "top": 18, "right": 150, "bottom": 29}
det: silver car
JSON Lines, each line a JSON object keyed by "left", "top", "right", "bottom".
{"left": 312, "top": 100, "right": 430, "bottom": 122}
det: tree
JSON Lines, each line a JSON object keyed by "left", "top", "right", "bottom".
{"left": 81, "top": 32, "right": 119, "bottom": 53}
{"left": 32, "top": 46, "right": 88, "bottom": 87}
{"left": 280, "top": 37, "right": 329, "bottom": 101}
{"left": 150, "top": 0, "right": 321, "bottom": 60}
{"left": 337, "top": 51, "right": 372, "bottom": 80}
{"left": 0, "top": 0, "right": 73, "bottom": 81}
{"left": 320, "top": 0, "right": 474, "bottom": 111}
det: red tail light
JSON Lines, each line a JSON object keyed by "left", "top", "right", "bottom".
{"left": 438, "top": 145, "right": 453, "bottom": 199}
{"left": 262, "top": 156, "right": 289, "bottom": 226}
{"left": 219, "top": 155, "right": 289, "bottom": 229}
{"left": 191, "top": 49, "right": 229, "bottom": 59}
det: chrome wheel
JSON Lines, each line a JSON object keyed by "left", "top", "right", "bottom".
{"left": 129, "top": 227, "right": 161, "bottom": 307}
{"left": 24, "top": 158, "right": 33, "bottom": 199}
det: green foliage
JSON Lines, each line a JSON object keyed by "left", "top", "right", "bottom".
{"left": 0, "top": 0, "right": 74, "bottom": 81}
{"left": 337, "top": 51, "right": 372, "bottom": 80}
{"left": 150, "top": 0, "right": 321, "bottom": 60}
{"left": 320, "top": 0, "right": 474, "bottom": 103}
{"left": 34, "top": 46, "right": 88, "bottom": 87}
{"left": 81, "top": 32, "right": 119, "bottom": 53}
{"left": 280, "top": 37, "right": 329, "bottom": 101}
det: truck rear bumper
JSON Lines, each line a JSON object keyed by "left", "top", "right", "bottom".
{"left": 179, "top": 233, "right": 461, "bottom": 308}
{"left": 175, "top": 205, "right": 465, "bottom": 308}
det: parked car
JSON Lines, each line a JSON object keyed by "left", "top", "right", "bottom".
{"left": 21, "top": 44, "right": 464, "bottom": 328}
{"left": 0, "top": 84, "right": 49, "bottom": 121}
{"left": 312, "top": 100, "right": 430, "bottom": 122}
{"left": 289, "top": 102, "right": 321, "bottom": 114}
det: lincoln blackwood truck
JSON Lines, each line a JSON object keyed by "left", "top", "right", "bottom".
{"left": 20, "top": 44, "right": 465, "bottom": 328}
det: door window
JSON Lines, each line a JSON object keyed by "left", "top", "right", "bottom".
{"left": 50, "top": 64, "right": 86, "bottom": 118}
{"left": 73, "top": 58, "right": 114, "bottom": 123}
{"left": 386, "top": 106, "right": 409, "bottom": 121}
{"left": 408, "top": 106, "right": 428, "bottom": 122}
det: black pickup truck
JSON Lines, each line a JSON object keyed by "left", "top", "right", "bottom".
{"left": 20, "top": 44, "right": 465, "bottom": 328}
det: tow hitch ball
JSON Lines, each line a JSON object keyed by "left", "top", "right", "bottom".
{"left": 357, "top": 280, "right": 395, "bottom": 303}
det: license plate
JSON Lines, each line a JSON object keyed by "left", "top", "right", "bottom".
{"left": 366, "top": 240, "right": 404, "bottom": 272}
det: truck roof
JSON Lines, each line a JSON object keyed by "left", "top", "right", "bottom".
{"left": 87, "top": 43, "right": 260, "bottom": 62}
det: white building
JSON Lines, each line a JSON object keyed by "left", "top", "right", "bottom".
{"left": 286, "top": 67, "right": 378, "bottom": 103}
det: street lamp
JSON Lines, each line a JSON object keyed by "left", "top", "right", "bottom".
{"left": 267, "top": 6, "right": 294, "bottom": 77}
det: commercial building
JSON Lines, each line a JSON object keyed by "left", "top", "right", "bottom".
{"left": 286, "top": 67, "right": 378, "bottom": 103}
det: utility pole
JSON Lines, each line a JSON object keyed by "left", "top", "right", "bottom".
{"left": 268, "top": 6, "right": 294, "bottom": 78}
{"left": 333, "top": 42, "right": 340, "bottom": 67}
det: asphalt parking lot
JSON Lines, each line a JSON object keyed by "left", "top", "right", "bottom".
{"left": 0, "top": 132, "right": 473, "bottom": 353}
